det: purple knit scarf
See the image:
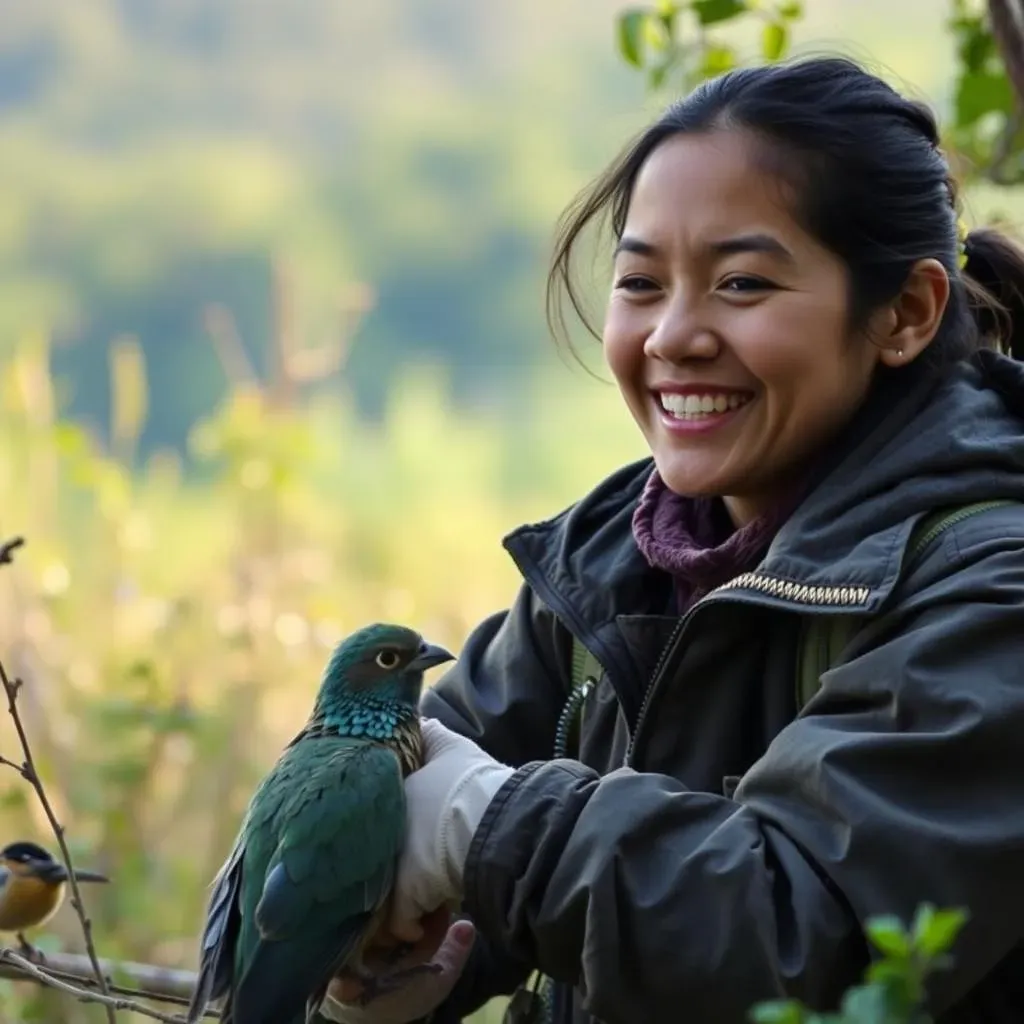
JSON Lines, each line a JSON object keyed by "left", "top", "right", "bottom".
{"left": 632, "top": 468, "right": 805, "bottom": 611}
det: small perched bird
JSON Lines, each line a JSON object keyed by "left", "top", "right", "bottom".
{"left": 0, "top": 841, "right": 109, "bottom": 955}
{"left": 187, "top": 622, "right": 455, "bottom": 1024}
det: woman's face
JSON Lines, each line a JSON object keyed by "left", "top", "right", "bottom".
{"left": 603, "top": 130, "right": 884, "bottom": 526}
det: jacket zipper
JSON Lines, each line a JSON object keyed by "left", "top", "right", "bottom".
{"left": 625, "top": 573, "right": 872, "bottom": 766}
{"left": 553, "top": 676, "right": 596, "bottom": 760}
{"left": 626, "top": 499, "right": 1019, "bottom": 762}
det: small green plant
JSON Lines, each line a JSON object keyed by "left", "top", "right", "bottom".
{"left": 749, "top": 903, "right": 969, "bottom": 1024}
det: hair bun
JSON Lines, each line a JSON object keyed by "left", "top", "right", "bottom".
{"left": 960, "top": 227, "right": 1024, "bottom": 358}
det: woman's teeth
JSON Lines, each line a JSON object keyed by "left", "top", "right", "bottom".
{"left": 659, "top": 392, "right": 751, "bottom": 420}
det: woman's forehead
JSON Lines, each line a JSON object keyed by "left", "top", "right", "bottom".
{"left": 624, "top": 131, "right": 801, "bottom": 249}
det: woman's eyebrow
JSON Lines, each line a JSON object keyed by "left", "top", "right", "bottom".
{"left": 613, "top": 232, "right": 795, "bottom": 263}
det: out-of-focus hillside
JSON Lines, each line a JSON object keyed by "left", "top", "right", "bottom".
{"left": 0, "top": 0, "right": 959, "bottom": 456}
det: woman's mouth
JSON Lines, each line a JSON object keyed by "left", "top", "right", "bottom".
{"left": 656, "top": 390, "right": 753, "bottom": 421}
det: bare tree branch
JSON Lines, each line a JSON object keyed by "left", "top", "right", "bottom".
{"left": 0, "top": 659, "right": 117, "bottom": 1023}
{"left": 0, "top": 947, "right": 191, "bottom": 1023}
{"left": 989, "top": 0, "right": 1024, "bottom": 108}
{"left": 0, "top": 948, "right": 219, "bottom": 1019}
{"left": 0, "top": 537, "right": 24, "bottom": 565}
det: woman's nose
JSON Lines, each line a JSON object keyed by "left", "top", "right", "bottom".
{"left": 643, "top": 298, "right": 719, "bottom": 363}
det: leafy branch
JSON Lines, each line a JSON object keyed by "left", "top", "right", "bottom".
{"left": 749, "top": 903, "right": 970, "bottom": 1023}
{"left": 616, "top": 0, "right": 803, "bottom": 91}
{"left": 613, "top": 0, "right": 1024, "bottom": 185}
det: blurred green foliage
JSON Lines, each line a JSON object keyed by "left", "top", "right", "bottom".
{"left": 0, "top": 321, "right": 643, "bottom": 1022}
{"left": 750, "top": 903, "right": 969, "bottom": 1023}
{"left": 0, "top": 0, "right": 638, "bottom": 459}
{"left": 0, "top": 0, "right": 996, "bottom": 463}
{"left": 613, "top": 0, "right": 1024, "bottom": 187}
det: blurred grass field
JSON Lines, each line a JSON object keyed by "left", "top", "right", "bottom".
{"left": 0, "top": 331, "right": 643, "bottom": 1021}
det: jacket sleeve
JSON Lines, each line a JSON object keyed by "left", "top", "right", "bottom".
{"left": 419, "top": 582, "right": 574, "bottom": 1020}
{"left": 459, "top": 525, "right": 1024, "bottom": 1022}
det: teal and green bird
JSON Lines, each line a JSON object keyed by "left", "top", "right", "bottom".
{"left": 185, "top": 622, "right": 454, "bottom": 1024}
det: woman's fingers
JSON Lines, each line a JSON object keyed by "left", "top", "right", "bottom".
{"left": 329, "top": 906, "right": 456, "bottom": 1004}
{"left": 365, "top": 907, "right": 452, "bottom": 970}
{"left": 324, "top": 918, "right": 477, "bottom": 1017}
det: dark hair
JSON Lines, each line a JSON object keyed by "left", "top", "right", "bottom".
{"left": 547, "top": 56, "right": 1024, "bottom": 365}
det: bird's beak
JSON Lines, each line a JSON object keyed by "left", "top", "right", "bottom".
{"left": 408, "top": 642, "right": 455, "bottom": 673}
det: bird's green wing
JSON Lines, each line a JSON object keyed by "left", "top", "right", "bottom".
{"left": 228, "top": 739, "right": 406, "bottom": 1024}
{"left": 186, "top": 829, "right": 247, "bottom": 1023}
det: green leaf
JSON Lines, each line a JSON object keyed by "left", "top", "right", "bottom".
{"left": 839, "top": 982, "right": 899, "bottom": 1023}
{"left": 951, "top": 13, "right": 997, "bottom": 72}
{"left": 655, "top": 0, "right": 680, "bottom": 28}
{"left": 643, "top": 13, "right": 673, "bottom": 53}
{"left": 700, "top": 43, "right": 738, "bottom": 78}
{"left": 617, "top": 9, "right": 649, "bottom": 68}
{"left": 865, "top": 915, "right": 911, "bottom": 958}
{"left": 864, "top": 960, "right": 909, "bottom": 986}
{"left": 913, "top": 906, "right": 969, "bottom": 958}
{"left": 910, "top": 903, "right": 937, "bottom": 942}
{"left": 693, "top": 0, "right": 747, "bottom": 26}
{"left": 954, "top": 70, "right": 1014, "bottom": 128}
{"left": 778, "top": 0, "right": 803, "bottom": 16}
{"left": 761, "top": 21, "right": 788, "bottom": 60}
{"left": 748, "top": 1000, "right": 807, "bottom": 1023}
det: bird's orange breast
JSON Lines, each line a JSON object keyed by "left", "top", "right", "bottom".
{"left": 0, "top": 877, "right": 64, "bottom": 930}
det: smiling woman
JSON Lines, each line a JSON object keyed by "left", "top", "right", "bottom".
{"left": 322, "top": 56, "right": 1024, "bottom": 1024}
{"left": 604, "top": 129, "right": 888, "bottom": 526}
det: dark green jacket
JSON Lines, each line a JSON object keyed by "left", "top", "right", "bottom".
{"left": 422, "top": 351, "right": 1024, "bottom": 1023}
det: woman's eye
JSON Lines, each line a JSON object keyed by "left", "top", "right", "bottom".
{"left": 719, "top": 274, "right": 773, "bottom": 293}
{"left": 615, "top": 275, "right": 657, "bottom": 293}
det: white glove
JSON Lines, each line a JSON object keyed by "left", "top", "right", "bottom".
{"left": 389, "top": 718, "right": 515, "bottom": 942}
{"left": 319, "top": 912, "right": 476, "bottom": 1024}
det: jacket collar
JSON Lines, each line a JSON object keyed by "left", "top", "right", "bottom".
{"left": 503, "top": 352, "right": 1024, "bottom": 693}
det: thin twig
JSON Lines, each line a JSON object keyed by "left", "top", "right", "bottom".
{"left": 0, "top": 537, "right": 24, "bottom": 565}
{"left": 0, "top": 660, "right": 117, "bottom": 1023}
{"left": 0, "top": 948, "right": 186, "bottom": 1023}
{"left": 0, "top": 948, "right": 219, "bottom": 1019}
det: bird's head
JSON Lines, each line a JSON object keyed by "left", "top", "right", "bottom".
{"left": 0, "top": 841, "right": 109, "bottom": 885}
{"left": 316, "top": 623, "right": 454, "bottom": 722}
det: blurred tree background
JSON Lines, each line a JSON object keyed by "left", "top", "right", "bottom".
{"left": 0, "top": 0, "right": 1017, "bottom": 1020}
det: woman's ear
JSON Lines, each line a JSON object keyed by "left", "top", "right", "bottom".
{"left": 875, "top": 258, "right": 951, "bottom": 368}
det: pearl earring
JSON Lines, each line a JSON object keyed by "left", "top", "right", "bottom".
{"left": 896, "top": 347, "right": 904, "bottom": 358}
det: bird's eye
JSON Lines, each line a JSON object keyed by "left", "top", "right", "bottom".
{"left": 375, "top": 650, "right": 401, "bottom": 670}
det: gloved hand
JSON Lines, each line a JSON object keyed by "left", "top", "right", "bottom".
{"left": 320, "top": 908, "right": 475, "bottom": 1024}
{"left": 390, "top": 718, "right": 516, "bottom": 943}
